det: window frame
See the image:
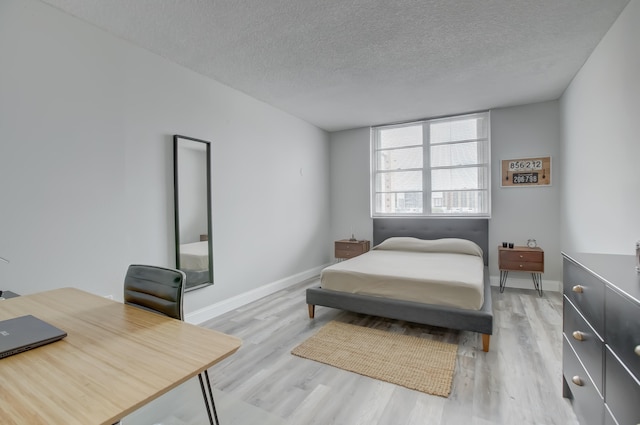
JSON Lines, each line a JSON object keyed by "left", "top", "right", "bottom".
{"left": 370, "top": 111, "right": 491, "bottom": 218}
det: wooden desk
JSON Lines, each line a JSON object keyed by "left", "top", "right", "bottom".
{"left": 0, "top": 288, "right": 241, "bottom": 425}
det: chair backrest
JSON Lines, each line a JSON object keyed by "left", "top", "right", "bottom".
{"left": 123, "top": 264, "right": 186, "bottom": 321}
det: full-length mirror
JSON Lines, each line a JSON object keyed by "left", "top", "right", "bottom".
{"left": 174, "top": 135, "right": 213, "bottom": 291}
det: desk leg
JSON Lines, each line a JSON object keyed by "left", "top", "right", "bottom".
{"left": 499, "top": 271, "right": 508, "bottom": 293}
{"left": 198, "top": 370, "right": 220, "bottom": 425}
{"left": 531, "top": 273, "right": 543, "bottom": 297}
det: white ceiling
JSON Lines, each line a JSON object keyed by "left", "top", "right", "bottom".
{"left": 41, "top": 0, "right": 630, "bottom": 132}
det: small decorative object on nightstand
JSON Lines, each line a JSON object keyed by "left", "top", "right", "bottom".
{"left": 498, "top": 245, "right": 544, "bottom": 296}
{"left": 335, "top": 239, "right": 370, "bottom": 261}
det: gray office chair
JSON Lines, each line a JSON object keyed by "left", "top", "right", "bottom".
{"left": 123, "top": 264, "right": 220, "bottom": 425}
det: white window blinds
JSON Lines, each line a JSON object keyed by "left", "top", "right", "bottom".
{"left": 371, "top": 111, "right": 491, "bottom": 217}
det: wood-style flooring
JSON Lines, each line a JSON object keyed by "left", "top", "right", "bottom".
{"left": 198, "top": 278, "right": 579, "bottom": 425}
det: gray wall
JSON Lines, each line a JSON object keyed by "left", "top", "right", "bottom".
{"left": 490, "top": 103, "right": 562, "bottom": 286}
{"left": 0, "top": 0, "right": 331, "bottom": 318}
{"left": 329, "top": 102, "right": 562, "bottom": 290}
{"left": 560, "top": 0, "right": 640, "bottom": 255}
{"left": 329, "top": 128, "right": 374, "bottom": 244}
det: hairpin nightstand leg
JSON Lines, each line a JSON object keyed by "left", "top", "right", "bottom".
{"left": 531, "top": 273, "right": 543, "bottom": 297}
{"left": 499, "top": 270, "right": 508, "bottom": 293}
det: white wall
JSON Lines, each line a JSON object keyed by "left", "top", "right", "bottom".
{"left": 490, "top": 102, "right": 562, "bottom": 287}
{"left": 0, "top": 0, "right": 331, "bottom": 317}
{"left": 560, "top": 0, "right": 640, "bottom": 255}
{"left": 329, "top": 102, "right": 562, "bottom": 289}
{"left": 329, "top": 128, "right": 374, "bottom": 247}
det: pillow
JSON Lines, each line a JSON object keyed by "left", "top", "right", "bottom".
{"left": 372, "top": 237, "right": 483, "bottom": 257}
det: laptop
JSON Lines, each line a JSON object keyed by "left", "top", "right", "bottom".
{"left": 0, "top": 315, "right": 67, "bottom": 359}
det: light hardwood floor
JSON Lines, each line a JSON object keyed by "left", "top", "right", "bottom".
{"left": 196, "top": 278, "right": 579, "bottom": 425}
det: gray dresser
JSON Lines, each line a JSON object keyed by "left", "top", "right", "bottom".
{"left": 562, "top": 252, "right": 640, "bottom": 425}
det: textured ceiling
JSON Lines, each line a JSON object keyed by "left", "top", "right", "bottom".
{"left": 41, "top": 0, "right": 630, "bottom": 132}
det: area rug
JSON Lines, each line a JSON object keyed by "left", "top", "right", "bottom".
{"left": 291, "top": 321, "right": 458, "bottom": 397}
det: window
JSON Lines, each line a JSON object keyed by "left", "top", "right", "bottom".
{"left": 371, "top": 112, "right": 490, "bottom": 217}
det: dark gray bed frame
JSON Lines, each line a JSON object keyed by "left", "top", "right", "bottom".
{"left": 306, "top": 218, "right": 493, "bottom": 352}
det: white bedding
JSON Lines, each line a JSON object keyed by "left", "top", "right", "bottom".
{"left": 320, "top": 237, "right": 485, "bottom": 310}
{"left": 179, "top": 241, "right": 210, "bottom": 271}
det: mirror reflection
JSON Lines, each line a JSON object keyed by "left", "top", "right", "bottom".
{"left": 173, "top": 135, "right": 213, "bottom": 290}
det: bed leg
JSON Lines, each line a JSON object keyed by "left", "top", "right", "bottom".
{"left": 482, "top": 334, "right": 490, "bottom": 352}
{"left": 308, "top": 304, "right": 315, "bottom": 319}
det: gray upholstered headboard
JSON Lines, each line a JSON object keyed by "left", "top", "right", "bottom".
{"left": 373, "top": 218, "right": 489, "bottom": 266}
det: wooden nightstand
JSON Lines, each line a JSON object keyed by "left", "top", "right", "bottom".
{"left": 335, "top": 239, "right": 370, "bottom": 261}
{"left": 498, "top": 246, "right": 544, "bottom": 296}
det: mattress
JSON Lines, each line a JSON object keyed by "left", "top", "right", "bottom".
{"left": 179, "top": 241, "right": 210, "bottom": 271}
{"left": 320, "top": 237, "right": 485, "bottom": 310}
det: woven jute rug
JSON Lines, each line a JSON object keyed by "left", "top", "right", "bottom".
{"left": 291, "top": 321, "right": 458, "bottom": 397}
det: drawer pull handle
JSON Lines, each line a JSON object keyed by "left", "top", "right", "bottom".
{"left": 572, "top": 285, "right": 584, "bottom": 294}
{"left": 635, "top": 345, "right": 640, "bottom": 356}
{"left": 519, "top": 264, "right": 523, "bottom": 268}
{"left": 519, "top": 255, "right": 524, "bottom": 258}
{"left": 572, "top": 331, "right": 585, "bottom": 341}
{"left": 571, "top": 376, "right": 584, "bottom": 386}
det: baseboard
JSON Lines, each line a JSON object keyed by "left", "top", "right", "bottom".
{"left": 489, "top": 275, "right": 561, "bottom": 293}
{"left": 185, "top": 264, "right": 329, "bottom": 324}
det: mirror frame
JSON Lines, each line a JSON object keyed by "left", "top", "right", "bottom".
{"left": 173, "top": 134, "right": 213, "bottom": 291}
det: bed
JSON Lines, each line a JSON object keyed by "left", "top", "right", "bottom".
{"left": 179, "top": 241, "right": 211, "bottom": 288}
{"left": 306, "top": 218, "right": 493, "bottom": 352}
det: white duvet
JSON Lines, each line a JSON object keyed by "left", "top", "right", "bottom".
{"left": 179, "top": 241, "right": 210, "bottom": 271}
{"left": 320, "top": 237, "right": 485, "bottom": 310}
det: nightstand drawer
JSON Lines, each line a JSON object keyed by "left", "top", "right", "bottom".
{"left": 499, "top": 260, "right": 544, "bottom": 272}
{"left": 335, "top": 242, "right": 363, "bottom": 252}
{"left": 335, "top": 249, "right": 362, "bottom": 258}
{"left": 605, "top": 347, "right": 640, "bottom": 425}
{"left": 564, "top": 296, "right": 604, "bottom": 393}
{"left": 563, "top": 258, "right": 605, "bottom": 336}
{"left": 500, "top": 250, "right": 543, "bottom": 263}
{"left": 606, "top": 286, "right": 640, "bottom": 381}
{"left": 563, "top": 337, "right": 604, "bottom": 425}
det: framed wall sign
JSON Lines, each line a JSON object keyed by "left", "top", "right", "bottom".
{"left": 501, "top": 156, "right": 551, "bottom": 187}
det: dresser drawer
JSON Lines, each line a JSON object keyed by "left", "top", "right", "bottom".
{"left": 564, "top": 296, "right": 604, "bottom": 394}
{"left": 563, "top": 337, "right": 604, "bottom": 425}
{"left": 606, "top": 286, "right": 640, "bottom": 381}
{"left": 563, "top": 259, "right": 605, "bottom": 337}
{"left": 605, "top": 347, "right": 640, "bottom": 425}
